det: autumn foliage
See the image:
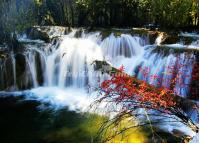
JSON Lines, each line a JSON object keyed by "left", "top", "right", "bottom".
{"left": 100, "top": 66, "right": 176, "bottom": 113}
{"left": 98, "top": 64, "right": 199, "bottom": 132}
{"left": 191, "top": 61, "right": 199, "bottom": 99}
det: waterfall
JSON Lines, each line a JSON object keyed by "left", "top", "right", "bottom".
{"left": 100, "top": 34, "right": 146, "bottom": 75}
{"left": 19, "top": 30, "right": 103, "bottom": 89}
{"left": 0, "top": 29, "right": 196, "bottom": 98}
{"left": 136, "top": 51, "right": 195, "bottom": 97}
{"left": 100, "top": 34, "right": 195, "bottom": 97}
{"left": 0, "top": 59, "right": 4, "bottom": 89}
{"left": 0, "top": 28, "right": 198, "bottom": 138}
{"left": 44, "top": 36, "right": 103, "bottom": 88}
{"left": 155, "top": 33, "right": 164, "bottom": 45}
{"left": 101, "top": 34, "right": 144, "bottom": 60}
{"left": 25, "top": 51, "right": 38, "bottom": 88}
{"left": 11, "top": 52, "right": 17, "bottom": 89}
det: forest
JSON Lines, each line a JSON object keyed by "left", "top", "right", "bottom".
{"left": 0, "top": 0, "right": 199, "bottom": 38}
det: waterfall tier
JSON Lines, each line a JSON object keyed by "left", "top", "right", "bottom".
{"left": 0, "top": 29, "right": 198, "bottom": 98}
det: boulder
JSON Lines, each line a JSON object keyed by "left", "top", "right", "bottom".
{"left": 27, "top": 26, "right": 70, "bottom": 42}
{"left": 161, "top": 34, "right": 179, "bottom": 44}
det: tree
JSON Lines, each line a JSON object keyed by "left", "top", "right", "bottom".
{"left": 191, "top": 0, "right": 199, "bottom": 26}
{"left": 96, "top": 64, "right": 199, "bottom": 141}
{"left": 0, "top": 0, "right": 37, "bottom": 43}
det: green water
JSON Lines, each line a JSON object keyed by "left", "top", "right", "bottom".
{"left": 0, "top": 96, "right": 106, "bottom": 143}
{"left": 0, "top": 95, "right": 183, "bottom": 143}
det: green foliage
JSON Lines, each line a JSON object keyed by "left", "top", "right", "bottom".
{"left": 0, "top": 0, "right": 37, "bottom": 43}
{"left": 0, "top": 0, "right": 199, "bottom": 39}
{"left": 0, "top": 0, "right": 37, "bottom": 33}
{"left": 74, "top": 0, "right": 199, "bottom": 27}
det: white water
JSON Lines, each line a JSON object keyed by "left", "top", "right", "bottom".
{"left": 29, "top": 87, "right": 94, "bottom": 111}
{"left": 136, "top": 52, "right": 195, "bottom": 97}
{"left": 155, "top": 33, "right": 164, "bottom": 45}
{"left": 190, "top": 133, "right": 199, "bottom": 143}
{"left": 101, "top": 34, "right": 144, "bottom": 61}
{"left": 99, "top": 33, "right": 195, "bottom": 97}
{"left": 11, "top": 52, "right": 17, "bottom": 88}
{"left": 25, "top": 51, "right": 39, "bottom": 87}
{"left": 0, "top": 87, "right": 95, "bottom": 111}
{"left": 1, "top": 30, "right": 197, "bottom": 100}
{"left": 0, "top": 29, "right": 198, "bottom": 137}
{"left": 180, "top": 32, "right": 199, "bottom": 39}
{"left": 101, "top": 34, "right": 145, "bottom": 75}
{"left": 43, "top": 35, "right": 103, "bottom": 88}
{"left": 2, "top": 30, "right": 196, "bottom": 100}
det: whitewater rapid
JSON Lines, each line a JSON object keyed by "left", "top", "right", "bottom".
{"left": 1, "top": 29, "right": 199, "bottom": 137}
{"left": 1, "top": 30, "right": 198, "bottom": 107}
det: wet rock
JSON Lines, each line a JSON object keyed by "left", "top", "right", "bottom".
{"left": 132, "top": 28, "right": 159, "bottom": 44}
{"left": 27, "top": 26, "right": 70, "bottom": 43}
{"left": 0, "top": 52, "right": 34, "bottom": 91}
{"left": 74, "top": 28, "right": 84, "bottom": 38}
{"left": 161, "top": 34, "right": 179, "bottom": 44}
{"left": 15, "top": 54, "right": 26, "bottom": 77}
{"left": 2, "top": 34, "right": 26, "bottom": 54}
{"left": 92, "top": 60, "right": 118, "bottom": 74}
{"left": 181, "top": 37, "right": 195, "bottom": 45}
{"left": 27, "top": 26, "right": 50, "bottom": 43}
{"left": 131, "top": 29, "right": 196, "bottom": 45}
{"left": 0, "top": 50, "right": 8, "bottom": 59}
{"left": 159, "top": 32, "right": 196, "bottom": 45}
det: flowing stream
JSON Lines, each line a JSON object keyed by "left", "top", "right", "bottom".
{"left": 0, "top": 29, "right": 198, "bottom": 106}
{"left": 0, "top": 28, "right": 199, "bottom": 136}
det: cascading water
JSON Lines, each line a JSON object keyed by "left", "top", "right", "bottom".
{"left": 25, "top": 51, "right": 39, "bottom": 87}
{"left": 101, "top": 34, "right": 144, "bottom": 60}
{"left": 13, "top": 30, "right": 103, "bottom": 89}
{"left": 0, "top": 28, "right": 198, "bottom": 137}
{"left": 155, "top": 33, "right": 164, "bottom": 45}
{"left": 135, "top": 50, "right": 195, "bottom": 97}
{"left": 101, "top": 34, "right": 146, "bottom": 75}
{"left": 1, "top": 30, "right": 196, "bottom": 98}
{"left": 0, "top": 58, "right": 5, "bottom": 89}
{"left": 0, "top": 29, "right": 105, "bottom": 110}
{"left": 100, "top": 33, "right": 196, "bottom": 97}
{"left": 11, "top": 52, "right": 16, "bottom": 88}
{"left": 44, "top": 36, "right": 103, "bottom": 88}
